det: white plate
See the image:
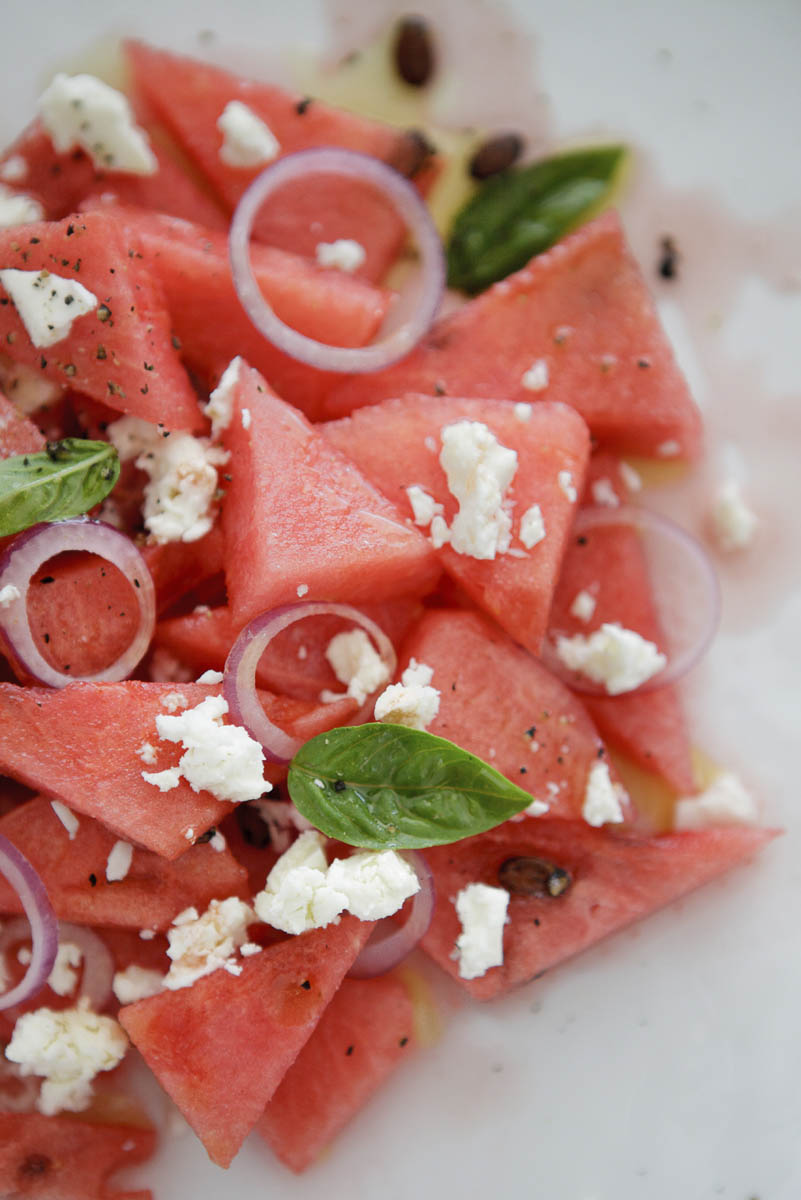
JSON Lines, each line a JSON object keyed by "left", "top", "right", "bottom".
{"left": 2, "top": 2, "right": 800, "bottom": 1198}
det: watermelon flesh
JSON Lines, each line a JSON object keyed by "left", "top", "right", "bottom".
{"left": 420, "top": 820, "right": 777, "bottom": 1000}
{"left": 0, "top": 390, "right": 46, "bottom": 457}
{"left": 323, "top": 394, "right": 590, "bottom": 655}
{"left": 141, "top": 525, "right": 225, "bottom": 614}
{"left": 258, "top": 974, "right": 416, "bottom": 1173}
{"left": 322, "top": 212, "right": 703, "bottom": 462}
{"left": 221, "top": 363, "right": 440, "bottom": 629}
{"left": 119, "top": 915, "right": 374, "bottom": 1167}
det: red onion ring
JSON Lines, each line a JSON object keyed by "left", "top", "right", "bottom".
{"left": 0, "top": 519, "right": 156, "bottom": 687}
{"left": 0, "top": 836, "right": 58, "bottom": 1012}
{"left": 543, "top": 505, "right": 721, "bottom": 695}
{"left": 348, "top": 852, "right": 434, "bottom": 979}
{"left": 0, "top": 919, "right": 114, "bottom": 1013}
{"left": 229, "top": 147, "right": 445, "bottom": 373}
{"left": 224, "top": 602, "right": 397, "bottom": 763}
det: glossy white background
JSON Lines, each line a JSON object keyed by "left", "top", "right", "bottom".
{"left": 2, "top": 1, "right": 799, "bottom": 1197}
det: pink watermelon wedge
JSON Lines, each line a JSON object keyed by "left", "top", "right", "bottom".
{"left": 258, "top": 974, "right": 416, "bottom": 1173}
{"left": 0, "top": 389, "right": 45, "bottom": 457}
{"left": 420, "top": 820, "right": 777, "bottom": 1000}
{"left": 0, "top": 211, "right": 203, "bottom": 430}
{"left": 220, "top": 363, "right": 440, "bottom": 629}
{"left": 141, "top": 525, "right": 225, "bottom": 614}
{"left": 323, "top": 394, "right": 589, "bottom": 655}
{"left": 119, "top": 915, "right": 374, "bottom": 1167}
{"left": 323, "top": 212, "right": 703, "bottom": 461}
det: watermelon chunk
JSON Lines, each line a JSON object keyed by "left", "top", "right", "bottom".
{"left": 323, "top": 212, "right": 703, "bottom": 461}
{"left": 0, "top": 1110, "right": 156, "bottom": 1200}
{"left": 125, "top": 41, "right": 434, "bottom": 283}
{"left": 0, "top": 212, "right": 203, "bottom": 430}
{"left": 119, "top": 915, "right": 374, "bottom": 1167}
{"left": 0, "top": 795, "right": 248, "bottom": 929}
{"left": 397, "top": 608, "right": 630, "bottom": 822}
{"left": 420, "top": 820, "right": 777, "bottom": 1000}
{"left": 221, "top": 364, "right": 440, "bottom": 629}
{"left": 0, "top": 681, "right": 236, "bottom": 859}
{"left": 141, "top": 525, "right": 225, "bottom": 614}
{"left": 0, "top": 390, "right": 46, "bottom": 457}
{"left": 258, "top": 974, "right": 416, "bottom": 1173}
{"left": 323, "top": 395, "right": 589, "bottom": 655}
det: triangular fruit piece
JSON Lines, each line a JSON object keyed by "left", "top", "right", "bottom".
{"left": 398, "top": 609, "right": 630, "bottom": 822}
{"left": 323, "top": 212, "right": 703, "bottom": 461}
{"left": 0, "top": 795, "right": 248, "bottom": 928}
{"left": 421, "top": 819, "right": 777, "bottom": 1000}
{"left": 323, "top": 394, "right": 589, "bottom": 655}
{"left": 0, "top": 681, "right": 237, "bottom": 859}
{"left": 125, "top": 41, "right": 434, "bottom": 283}
{"left": 0, "top": 211, "right": 203, "bottom": 429}
{"left": 119, "top": 915, "right": 373, "bottom": 1167}
{"left": 258, "top": 975, "right": 416, "bottom": 1173}
{"left": 221, "top": 364, "right": 440, "bottom": 629}
{"left": 141, "top": 524, "right": 225, "bottom": 614}
{"left": 0, "top": 389, "right": 46, "bottom": 457}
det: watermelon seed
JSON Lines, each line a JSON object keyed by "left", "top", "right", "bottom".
{"left": 295, "top": 97, "right": 313, "bottom": 115}
{"left": 399, "top": 1036, "right": 409, "bottom": 1047}
{"left": 345, "top": 1045, "right": 354, "bottom": 1056}
{"left": 637, "top": 357, "right": 651, "bottom": 369}
{"left": 392, "top": 16, "right": 436, "bottom": 87}
{"left": 498, "top": 856, "right": 572, "bottom": 899}
{"left": 300, "top": 980, "right": 311, "bottom": 990}
{"left": 18, "top": 1153, "right": 51, "bottom": 1179}
{"left": 88, "top": 873, "right": 97, "bottom": 887}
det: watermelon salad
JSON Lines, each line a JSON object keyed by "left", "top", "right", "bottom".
{"left": 0, "top": 20, "right": 775, "bottom": 1198}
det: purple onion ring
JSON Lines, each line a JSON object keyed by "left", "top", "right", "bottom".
{"left": 0, "top": 835, "right": 58, "bottom": 1012}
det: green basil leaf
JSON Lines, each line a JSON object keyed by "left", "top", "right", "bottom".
{"left": 288, "top": 723, "right": 534, "bottom": 850}
{"left": 0, "top": 439, "right": 120, "bottom": 536}
{"left": 446, "top": 145, "right": 628, "bottom": 294}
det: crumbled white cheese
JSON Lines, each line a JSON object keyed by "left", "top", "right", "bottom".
{"left": 569, "top": 589, "right": 597, "bottom": 623}
{"left": 429, "top": 513, "right": 450, "bottom": 549}
{"left": 315, "top": 239, "right": 367, "bottom": 274}
{"left": 521, "top": 358, "right": 549, "bottom": 392}
{"left": 296, "top": 583, "right": 309, "bottom": 598}
{"left": 50, "top": 799, "right": 79, "bottom": 840}
{"left": 39, "top": 74, "right": 157, "bottom": 175}
{"left": 324, "top": 628, "right": 391, "bottom": 705}
{"left": 112, "top": 965, "right": 164, "bottom": 1005}
{"left": 557, "top": 470, "right": 577, "bottom": 503}
{"left": 5, "top": 1001, "right": 128, "bottom": 1115}
{"left": 217, "top": 100, "right": 280, "bottom": 167}
{"left": 325, "top": 850, "right": 419, "bottom": 920}
{"left": 202, "top": 356, "right": 242, "bottom": 439}
{"left": 45, "top": 942, "right": 82, "bottom": 997}
{"left": 406, "top": 484, "right": 443, "bottom": 528}
{"left": 620, "top": 461, "right": 642, "bottom": 493}
{"left": 0, "top": 184, "right": 44, "bottom": 229}
{"left": 0, "top": 583, "right": 21, "bottom": 610}
{"left": 254, "top": 831, "right": 347, "bottom": 935}
{"left": 164, "top": 896, "right": 255, "bottom": 990}
{"left": 591, "top": 477, "right": 620, "bottom": 508}
{"left": 139, "top": 929, "right": 156, "bottom": 940}
{"left": 437, "top": 420, "right": 517, "bottom": 559}
{"left": 161, "top": 691, "right": 188, "bottom": 713}
{"left": 0, "top": 268, "right": 97, "bottom": 349}
{"left": 556, "top": 622, "right": 667, "bottom": 695}
{"left": 424, "top": 435, "right": 437, "bottom": 453}
{"left": 196, "top": 669, "right": 224, "bottom": 685}
{"left": 657, "top": 440, "right": 681, "bottom": 458}
{"left": 674, "top": 772, "right": 759, "bottom": 830}
{"left": 142, "top": 693, "right": 268, "bottom": 804}
{"left": 143, "top": 765, "right": 181, "bottom": 792}
{"left": 241, "top": 407, "right": 251, "bottom": 430}
{"left": 184, "top": 828, "right": 195, "bottom": 842}
{"left": 519, "top": 503, "right": 546, "bottom": 549}
{"left": 0, "top": 155, "right": 28, "bottom": 183}
{"left": 209, "top": 831, "right": 227, "bottom": 853}
{"left": 240, "top": 942, "right": 262, "bottom": 957}
{"left": 513, "top": 401, "right": 533, "bottom": 422}
{"left": 453, "top": 883, "right": 509, "bottom": 980}
{"left": 710, "top": 480, "right": 758, "bottom": 552}
{"left": 374, "top": 658, "right": 440, "bottom": 731}
{"left": 105, "top": 841, "right": 133, "bottom": 883}
{"left": 582, "top": 760, "right": 625, "bottom": 827}
{"left": 524, "top": 799, "right": 549, "bottom": 817}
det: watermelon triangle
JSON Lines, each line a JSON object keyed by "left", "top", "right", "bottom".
{"left": 421, "top": 819, "right": 777, "bottom": 999}
{"left": 119, "top": 915, "right": 374, "bottom": 1166}
{"left": 221, "top": 363, "right": 440, "bottom": 628}
{"left": 258, "top": 975, "right": 416, "bottom": 1173}
{"left": 323, "top": 212, "right": 703, "bottom": 461}
{"left": 323, "top": 394, "right": 590, "bottom": 654}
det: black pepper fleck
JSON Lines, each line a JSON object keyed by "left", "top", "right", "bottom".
{"left": 88, "top": 873, "right": 97, "bottom": 887}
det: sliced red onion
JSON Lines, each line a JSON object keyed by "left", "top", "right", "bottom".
{"left": 0, "top": 918, "right": 114, "bottom": 1016}
{"left": 229, "top": 147, "right": 445, "bottom": 373}
{"left": 0, "top": 519, "right": 156, "bottom": 687}
{"left": 348, "top": 852, "right": 434, "bottom": 980}
{"left": 224, "top": 602, "right": 397, "bottom": 763}
{"left": 0, "top": 836, "right": 58, "bottom": 1012}
{"left": 543, "top": 505, "right": 721, "bottom": 695}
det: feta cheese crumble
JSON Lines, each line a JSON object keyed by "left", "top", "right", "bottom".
{"left": 326, "top": 850, "right": 420, "bottom": 920}
{"left": 437, "top": 420, "right": 518, "bottom": 559}
{"left": 674, "top": 772, "right": 759, "bottom": 830}
{"left": 203, "top": 356, "right": 242, "bottom": 438}
{"left": 513, "top": 401, "right": 533, "bottom": 422}
{"left": 196, "top": 669, "right": 224, "bottom": 685}
{"left": 453, "top": 882, "right": 509, "bottom": 980}
{"left": 142, "top": 694, "right": 269, "bottom": 805}
{"left": 405, "top": 484, "right": 444, "bottom": 527}
{"left": 521, "top": 358, "right": 549, "bottom": 392}
{"left": 582, "top": 760, "right": 625, "bottom": 827}
{"left": 591, "top": 477, "right": 620, "bottom": 508}
{"left": 0, "top": 583, "right": 20, "bottom": 609}
{"left": 161, "top": 690, "right": 188, "bottom": 713}
{"left": 46, "top": 943, "right": 83, "bottom": 997}
{"left": 374, "top": 658, "right": 440, "bottom": 731}
{"left": 657, "top": 440, "right": 681, "bottom": 458}
{"left": 0, "top": 184, "right": 44, "bottom": 229}
{"left": 557, "top": 470, "right": 577, "bottom": 503}
{"left": 519, "top": 503, "right": 546, "bottom": 549}
{"left": 569, "top": 588, "right": 597, "bottom": 623}
{"left": 164, "top": 897, "right": 256, "bottom": 990}
{"left": 39, "top": 74, "right": 157, "bottom": 174}
{"left": 5, "top": 1001, "right": 128, "bottom": 1115}
{"left": 710, "top": 480, "right": 758, "bottom": 552}
{"left": 556, "top": 622, "right": 667, "bottom": 695}
{"left": 217, "top": 100, "right": 280, "bottom": 167}
{"left": 0, "top": 268, "right": 97, "bottom": 349}
{"left": 524, "top": 799, "right": 550, "bottom": 817}
{"left": 105, "top": 841, "right": 133, "bottom": 883}
{"left": 315, "top": 239, "right": 367, "bottom": 273}
{"left": 296, "top": 583, "right": 309, "bottom": 598}
{"left": 50, "top": 800, "right": 79, "bottom": 840}
{"left": 324, "top": 629, "right": 391, "bottom": 705}
{"left": 241, "top": 407, "right": 252, "bottom": 430}
{"left": 0, "top": 155, "right": 28, "bottom": 183}
{"left": 620, "top": 461, "right": 642, "bottom": 493}
{"left": 112, "top": 965, "right": 164, "bottom": 1005}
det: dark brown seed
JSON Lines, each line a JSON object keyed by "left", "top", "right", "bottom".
{"left": 498, "top": 856, "right": 572, "bottom": 898}
{"left": 393, "top": 16, "right": 436, "bottom": 87}
{"left": 469, "top": 133, "right": 524, "bottom": 180}
{"left": 391, "top": 127, "right": 437, "bottom": 179}
{"left": 658, "top": 235, "right": 680, "bottom": 280}
{"left": 18, "top": 1153, "right": 51, "bottom": 1179}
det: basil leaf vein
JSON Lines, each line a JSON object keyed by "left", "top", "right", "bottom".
{"left": 0, "top": 439, "right": 120, "bottom": 536}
